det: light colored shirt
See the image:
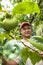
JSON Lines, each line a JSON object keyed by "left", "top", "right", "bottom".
{"left": 3, "top": 39, "right": 43, "bottom": 65}
{"left": 3, "top": 39, "right": 24, "bottom": 60}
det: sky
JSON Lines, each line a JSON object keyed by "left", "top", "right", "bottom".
{"left": 1, "top": 0, "right": 13, "bottom": 12}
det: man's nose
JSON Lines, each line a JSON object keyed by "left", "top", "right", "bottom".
{"left": 26, "top": 29, "right": 29, "bottom": 31}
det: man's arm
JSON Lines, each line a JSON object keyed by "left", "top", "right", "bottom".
{"left": 2, "top": 57, "right": 19, "bottom": 65}
{"left": 39, "top": 52, "right": 43, "bottom": 56}
{"left": 2, "top": 57, "right": 7, "bottom": 65}
{"left": 7, "top": 60, "right": 19, "bottom": 65}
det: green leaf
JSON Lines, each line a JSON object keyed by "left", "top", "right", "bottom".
{"left": 12, "top": 2, "right": 40, "bottom": 14}
{"left": 31, "top": 36, "right": 43, "bottom": 43}
{"left": 28, "top": 39, "right": 43, "bottom": 51}
{"left": 0, "top": 22, "right": 3, "bottom": 28}
{"left": 0, "top": 4, "right": 2, "bottom": 12}
{"left": 0, "top": 33, "right": 12, "bottom": 40}
{"left": 20, "top": 47, "right": 43, "bottom": 65}
{"left": 24, "top": 0, "right": 32, "bottom": 2}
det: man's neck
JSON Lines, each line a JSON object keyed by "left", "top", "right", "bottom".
{"left": 23, "top": 37, "right": 28, "bottom": 41}
{"left": 22, "top": 37, "right": 30, "bottom": 42}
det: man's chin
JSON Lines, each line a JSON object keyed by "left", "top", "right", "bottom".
{"left": 25, "top": 35, "right": 31, "bottom": 38}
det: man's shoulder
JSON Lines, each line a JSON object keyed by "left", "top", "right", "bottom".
{"left": 4, "top": 39, "right": 24, "bottom": 48}
{"left": 5, "top": 39, "right": 20, "bottom": 45}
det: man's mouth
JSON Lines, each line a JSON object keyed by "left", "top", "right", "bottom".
{"left": 25, "top": 32, "right": 30, "bottom": 34}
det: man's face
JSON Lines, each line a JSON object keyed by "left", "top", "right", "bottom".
{"left": 21, "top": 25, "right": 32, "bottom": 38}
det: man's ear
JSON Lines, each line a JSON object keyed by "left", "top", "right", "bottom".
{"left": 2, "top": 57, "right": 7, "bottom": 65}
{"left": 20, "top": 29, "right": 22, "bottom": 34}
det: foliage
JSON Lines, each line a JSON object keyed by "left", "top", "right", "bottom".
{"left": 31, "top": 36, "right": 43, "bottom": 43}
{"left": 24, "top": 0, "right": 32, "bottom": 2}
{"left": 23, "top": 0, "right": 37, "bottom": 2}
{"left": 28, "top": 38, "right": 43, "bottom": 51}
{"left": 15, "top": 14, "right": 29, "bottom": 23}
{"left": 0, "top": 0, "right": 43, "bottom": 65}
{"left": 20, "top": 47, "right": 43, "bottom": 65}
{"left": 0, "top": 33, "right": 12, "bottom": 46}
{"left": 0, "top": 3, "right": 2, "bottom": 12}
{"left": 10, "top": 0, "right": 22, "bottom": 4}
{"left": 12, "top": 2, "right": 40, "bottom": 14}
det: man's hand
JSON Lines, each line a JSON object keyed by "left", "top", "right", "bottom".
{"left": 2, "top": 57, "right": 7, "bottom": 65}
{"left": 7, "top": 60, "right": 18, "bottom": 65}
{"left": 39, "top": 52, "right": 43, "bottom": 56}
{"left": 2, "top": 58, "right": 18, "bottom": 65}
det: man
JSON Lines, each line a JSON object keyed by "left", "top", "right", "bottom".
{"left": 20, "top": 22, "right": 43, "bottom": 65}
{"left": 2, "top": 21, "right": 43, "bottom": 65}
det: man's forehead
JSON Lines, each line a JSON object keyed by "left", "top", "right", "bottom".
{"left": 20, "top": 22, "right": 31, "bottom": 29}
{"left": 21, "top": 25, "right": 31, "bottom": 28}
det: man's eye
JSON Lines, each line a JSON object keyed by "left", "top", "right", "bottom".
{"left": 28, "top": 28, "right": 30, "bottom": 29}
{"left": 28, "top": 28, "right": 31, "bottom": 29}
{"left": 23, "top": 28, "right": 26, "bottom": 30}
